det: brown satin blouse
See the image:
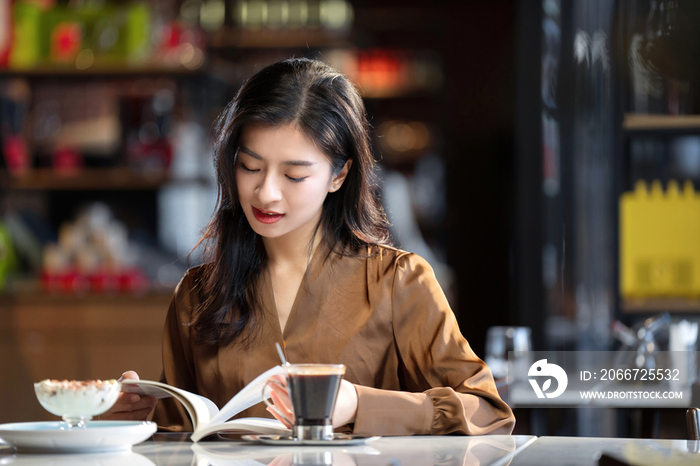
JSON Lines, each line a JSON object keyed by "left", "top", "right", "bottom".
{"left": 151, "top": 242, "right": 515, "bottom": 436}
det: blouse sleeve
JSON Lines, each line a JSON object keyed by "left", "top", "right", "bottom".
{"left": 151, "top": 268, "right": 199, "bottom": 432}
{"left": 352, "top": 253, "right": 515, "bottom": 436}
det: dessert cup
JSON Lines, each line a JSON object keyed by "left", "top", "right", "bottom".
{"left": 34, "top": 379, "right": 121, "bottom": 428}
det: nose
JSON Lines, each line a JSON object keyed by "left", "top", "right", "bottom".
{"left": 255, "top": 172, "right": 282, "bottom": 204}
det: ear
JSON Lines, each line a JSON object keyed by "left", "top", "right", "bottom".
{"left": 329, "top": 159, "right": 353, "bottom": 193}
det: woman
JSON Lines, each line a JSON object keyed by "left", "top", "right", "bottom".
{"left": 104, "top": 58, "right": 515, "bottom": 436}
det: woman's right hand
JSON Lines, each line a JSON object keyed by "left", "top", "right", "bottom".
{"left": 98, "top": 371, "right": 157, "bottom": 421}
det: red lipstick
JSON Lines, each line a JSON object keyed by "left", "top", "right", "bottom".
{"left": 252, "top": 207, "right": 284, "bottom": 224}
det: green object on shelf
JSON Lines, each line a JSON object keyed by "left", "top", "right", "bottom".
{"left": 45, "top": 5, "right": 123, "bottom": 61}
{"left": 12, "top": 2, "right": 154, "bottom": 68}
{"left": 10, "top": 1, "right": 42, "bottom": 69}
{"left": 126, "top": 3, "right": 151, "bottom": 60}
{"left": 0, "top": 222, "right": 17, "bottom": 292}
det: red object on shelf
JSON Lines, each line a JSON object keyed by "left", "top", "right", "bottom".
{"left": 87, "top": 269, "right": 118, "bottom": 294}
{"left": 42, "top": 269, "right": 88, "bottom": 294}
{"left": 158, "top": 22, "right": 206, "bottom": 52}
{"left": 357, "top": 49, "right": 407, "bottom": 96}
{"left": 52, "top": 147, "right": 83, "bottom": 175}
{"left": 128, "top": 138, "right": 173, "bottom": 171}
{"left": 41, "top": 270, "right": 61, "bottom": 293}
{"left": 161, "top": 22, "right": 183, "bottom": 50}
{"left": 51, "top": 21, "right": 82, "bottom": 62}
{"left": 41, "top": 267, "right": 150, "bottom": 295}
{"left": 0, "top": 0, "right": 11, "bottom": 68}
{"left": 62, "top": 270, "right": 88, "bottom": 294}
{"left": 3, "top": 135, "right": 29, "bottom": 175}
{"left": 118, "top": 267, "right": 149, "bottom": 295}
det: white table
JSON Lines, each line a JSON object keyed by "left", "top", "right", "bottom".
{"left": 508, "top": 436, "right": 700, "bottom": 465}
{"left": 0, "top": 434, "right": 536, "bottom": 466}
{"left": 2, "top": 433, "right": 698, "bottom": 465}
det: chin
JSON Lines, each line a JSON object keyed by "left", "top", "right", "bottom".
{"left": 253, "top": 229, "right": 282, "bottom": 238}
{"left": 249, "top": 222, "right": 286, "bottom": 238}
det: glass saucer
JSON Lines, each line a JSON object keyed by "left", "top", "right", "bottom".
{"left": 242, "top": 433, "right": 380, "bottom": 446}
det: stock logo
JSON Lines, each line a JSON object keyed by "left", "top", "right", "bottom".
{"left": 528, "top": 359, "right": 568, "bottom": 399}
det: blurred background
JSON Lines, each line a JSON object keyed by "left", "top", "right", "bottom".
{"left": 1, "top": 0, "right": 700, "bottom": 440}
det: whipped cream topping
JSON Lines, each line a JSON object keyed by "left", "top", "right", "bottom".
{"left": 34, "top": 379, "right": 121, "bottom": 420}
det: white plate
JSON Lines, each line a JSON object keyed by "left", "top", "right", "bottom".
{"left": 242, "top": 434, "right": 380, "bottom": 446}
{"left": 0, "top": 421, "right": 157, "bottom": 453}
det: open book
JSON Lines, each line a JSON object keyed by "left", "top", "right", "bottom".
{"left": 121, "top": 365, "right": 289, "bottom": 442}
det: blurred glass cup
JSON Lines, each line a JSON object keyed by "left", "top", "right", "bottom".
{"left": 484, "top": 327, "right": 532, "bottom": 382}
{"left": 669, "top": 319, "right": 699, "bottom": 389}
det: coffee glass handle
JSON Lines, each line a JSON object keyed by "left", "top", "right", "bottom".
{"left": 262, "top": 378, "right": 292, "bottom": 425}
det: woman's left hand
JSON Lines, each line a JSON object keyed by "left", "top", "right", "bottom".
{"left": 265, "top": 377, "right": 358, "bottom": 428}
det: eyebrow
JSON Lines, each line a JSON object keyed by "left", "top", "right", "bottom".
{"left": 238, "top": 146, "right": 316, "bottom": 167}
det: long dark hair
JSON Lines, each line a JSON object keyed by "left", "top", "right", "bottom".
{"left": 190, "top": 58, "right": 391, "bottom": 347}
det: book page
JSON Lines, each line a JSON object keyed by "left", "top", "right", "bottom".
{"left": 121, "top": 379, "right": 219, "bottom": 428}
{"left": 191, "top": 417, "right": 289, "bottom": 442}
{"left": 208, "top": 365, "right": 285, "bottom": 427}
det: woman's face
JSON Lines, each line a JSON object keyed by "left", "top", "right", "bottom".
{"left": 235, "top": 124, "right": 350, "bottom": 242}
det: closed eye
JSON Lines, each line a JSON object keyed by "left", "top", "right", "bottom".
{"left": 286, "top": 175, "right": 307, "bottom": 183}
{"left": 239, "top": 163, "right": 259, "bottom": 173}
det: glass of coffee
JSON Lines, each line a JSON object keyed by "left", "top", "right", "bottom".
{"left": 263, "top": 363, "right": 346, "bottom": 441}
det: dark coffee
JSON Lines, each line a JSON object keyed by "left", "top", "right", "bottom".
{"left": 288, "top": 373, "right": 342, "bottom": 426}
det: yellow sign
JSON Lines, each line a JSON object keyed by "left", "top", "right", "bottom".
{"left": 620, "top": 180, "right": 700, "bottom": 297}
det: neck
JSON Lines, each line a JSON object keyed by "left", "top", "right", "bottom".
{"left": 263, "top": 224, "right": 323, "bottom": 272}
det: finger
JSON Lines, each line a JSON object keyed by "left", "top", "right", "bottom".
{"left": 268, "top": 391, "right": 293, "bottom": 424}
{"left": 117, "top": 395, "right": 157, "bottom": 413}
{"left": 101, "top": 393, "right": 140, "bottom": 416}
{"left": 269, "top": 390, "right": 293, "bottom": 418}
{"left": 107, "top": 405, "right": 155, "bottom": 421}
{"left": 107, "top": 394, "right": 156, "bottom": 415}
{"left": 266, "top": 405, "right": 290, "bottom": 426}
{"left": 109, "top": 393, "right": 142, "bottom": 410}
{"left": 269, "top": 381, "right": 288, "bottom": 396}
{"left": 267, "top": 456, "right": 284, "bottom": 466}
{"left": 267, "top": 454, "right": 293, "bottom": 466}
{"left": 119, "top": 371, "right": 140, "bottom": 381}
{"left": 266, "top": 406, "right": 292, "bottom": 428}
{"left": 270, "top": 390, "right": 292, "bottom": 412}
{"left": 269, "top": 385, "right": 292, "bottom": 411}
{"left": 270, "top": 374, "right": 287, "bottom": 386}
{"left": 110, "top": 397, "right": 157, "bottom": 418}
{"left": 269, "top": 392, "right": 292, "bottom": 418}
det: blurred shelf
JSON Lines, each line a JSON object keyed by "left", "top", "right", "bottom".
{"left": 623, "top": 114, "right": 700, "bottom": 133}
{"left": 0, "top": 279, "right": 174, "bottom": 307}
{"left": 208, "top": 27, "right": 351, "bottom": 49}
{"left": 1, "top": 168, "right": 209, "bottom": 190}
{"left": 0, "top": 291, "right": 173, "bottom": 308}
{"left": 0, "top": 63, "right": 204, "bottom": 79}
{"left": 0, "top": 285, "right": 170, "bottom": 423}
{"left": 621, "top": 297, "right": 700, "bottom": 313}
